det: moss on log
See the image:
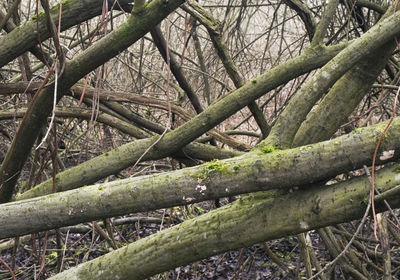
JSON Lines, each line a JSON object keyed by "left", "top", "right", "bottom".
{"left": 49, "top": 162, "right": 400, "bottom": 279}
{"left": 3, "top": 118, "right": 400, "bottom": 238}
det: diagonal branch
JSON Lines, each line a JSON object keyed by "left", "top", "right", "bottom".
{"left": 284, "top": 0, "right": 316, "bottom": 41}
{"left": 184, "top": 0, "right": 270, "bottom": 137}
{"left": 15, "top": 43, "right": 346, "bottom": 201}
{"left": 0, "top": 0, "right": 133, "bottom": 68}
{"left": 0, "top": 0, "right": 187, "bottom": 203}
{"left": 260, "top": 10, "right": 400, "bottom": 149}
{"left": 310, "top": 0, "right": 340, "bottom": 46}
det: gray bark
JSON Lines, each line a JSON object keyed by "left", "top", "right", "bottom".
{"left": 2, "top": 118, "right": 399, "bottom": 239}
{"left": 49, "top": 161, "right": 400, "bottom": 280}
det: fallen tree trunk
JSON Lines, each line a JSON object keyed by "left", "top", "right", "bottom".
{"left": 2, "top": 118, "right": 399, "bottom": 238}
{"left": 48, "top": 162, "right": 400, "bottom": 280}
{"left": 0, "top": 0, "right": 186, "bottom": 203}
{"left": 13, "top": 43, "right": 346, "bottom": 201}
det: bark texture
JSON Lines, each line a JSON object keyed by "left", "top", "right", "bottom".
{"left": 49, "top": 163, "right": 400, "bottom": 280}
{"left": 16, "top": 43, "right": 345, "bottom": 201}
{"left": 0, "top": 0, "right": 186, "bottom": 203}
{"left": 263, "top": 10, "right": 400, "bottom": 148}
{"left": 3, "top": 118, "right": 399, "bottom": 238}
{"left": 0, "top": 0, "right": 133, "bottom": 68}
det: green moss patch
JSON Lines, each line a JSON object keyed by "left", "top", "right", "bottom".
{"left": 261, "top": 145, "right": 276, "bottom": 153}
{"left": 198, "top": 159, "right": 229, "bottom": 179}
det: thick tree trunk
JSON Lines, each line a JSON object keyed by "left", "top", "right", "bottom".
{"left": 15, "top": 43, "right": 345, "bottom": 202}
{"left": 2, "top": 2, "right": 400, "bottom": 279}
{"left": 263, "top": 10, "right": 400, "bottom": 148}
{"left": 2, "top": 118, "right": 399, "bottom": 238}
{"left": 48, "top": 162, "right": 400, "bottom": 280}
{"left": 292, "top": 40, "right": 396, "bottom": 146}
{"left": 0, "top": 0, "right": 186, "bottom": 203}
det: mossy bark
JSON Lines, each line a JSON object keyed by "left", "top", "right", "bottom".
{"left": 15, "top": 44, "right": 345, "bottom": 202}
{"left": 0, "top": 0, "right": 186, "bottom": 203}
{"left": 292, "top": 2, "right": 398, "bottom": 147}
{"left": 3, "top": 118, "right": 400, "bottom": 238}
{"left": 0, "top": 84, "right": 243, "bottom": 166}
{"left": 292, "top": 40, "right": 396, "bottom": 146}
{"left": 0, "top": 0, "right": 132, "bottom": 68}
{"left": 48, "top": 163, "right": 400, "bottom": 280}
{"left": 261, "top": 10, "right": 400, "bottom": 149}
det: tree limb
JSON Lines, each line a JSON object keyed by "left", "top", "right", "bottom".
{"left": 4, "top": 118, "right": 400, "bottom": 238}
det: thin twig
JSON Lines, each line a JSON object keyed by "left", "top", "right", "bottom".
{"left": 131, "top": 18, "right": 173, "bottom": 171}
{"left": 0, "top": 257, "right": 16, "bottom": 280}
{"left": 370, "top": 81, "right": 400, "bottom": 240}
{"left": 307, "top": 165, "right": 374, "bottom": 280}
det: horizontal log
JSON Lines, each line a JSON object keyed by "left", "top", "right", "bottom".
{"left": 2, "top": 118, "right": 400, "bottom": 239}
{"left": 49, "top": 160, "right": 400, "bottom": 280}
